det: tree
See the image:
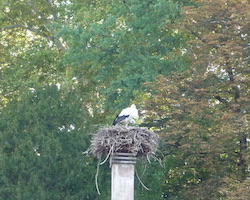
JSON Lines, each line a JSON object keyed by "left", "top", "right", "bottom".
{"left": 1, "top": 0, "right": 68, "bottom": 52}
{"left": 1, "top": 0, "right": 191, "bottom": 199}
{"left": 143, "top": 0, "right": 250, "bottom": 199}
{"left": 0, "top": 85, "right": 111, "bottom": 199}
{"left": 180, "top": 0, "right": 250, "bottom": 183}
{"left": 58, "top": 0, "right": 188, "bottom": 111}
{"left": 0, "top": 0, "right": 68, "bottom": 108}
{"left": 1, "top": 0, "right": 189, "bottom": 119}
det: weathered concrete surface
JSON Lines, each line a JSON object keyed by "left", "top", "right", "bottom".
{"left": 111, "top": 163, "right": 135, "bottom": 200}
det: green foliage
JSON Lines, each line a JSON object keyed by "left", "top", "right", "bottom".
{"left": 59, "top": 0, "right": 188, "bottom": 110}
{"left": 0, "top": 85, "right": 110, "bottom": 199}
{"left": 6, "top": 0, "right": 247, "bottom": 200}
{"left": 143, "top": 0, "right": 250, "bottom": 199}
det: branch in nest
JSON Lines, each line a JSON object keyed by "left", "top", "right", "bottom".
{"left": 89, "top": 126, "right": 159, "bottom": 159}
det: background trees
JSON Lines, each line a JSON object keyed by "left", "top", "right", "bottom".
{"left": 0, "top": 85, "right": 111, "bottom": 199}
{"left": 1, "top": 0, "right": 249, "bottom": 199}
{"left": 58, "top": 0, "right": 188, "bottom": 112}
{"left": 1, "top": 0, "right": 187, "bottom": 199}
{"left": 143, "top": 0, "right": 250, "bottom": 199}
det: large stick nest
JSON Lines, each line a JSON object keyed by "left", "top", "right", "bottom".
{"left": 89, "top": 126, "right": 159, "bottom": 159}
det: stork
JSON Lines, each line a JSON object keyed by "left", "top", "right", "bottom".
{"left": 113, "top": 104, "right": 139, "bottom": 126}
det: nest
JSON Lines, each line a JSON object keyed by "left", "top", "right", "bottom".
{"left": 89, "top": 126, "right": 159, "bottom": 159}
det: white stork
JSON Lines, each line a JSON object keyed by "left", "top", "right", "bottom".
{"left": 113, "top": 104, "right": 139, "bottom": 126}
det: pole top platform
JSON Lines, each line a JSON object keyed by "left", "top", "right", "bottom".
{"left": 111, "top": 153, "right": 137, "bottom": 165}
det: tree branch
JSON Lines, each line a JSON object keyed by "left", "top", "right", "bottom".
{"left": 2, "top": 24, "right": 25, "bottom": 29}
{"left": 189, "top": 29, "right": 207, "bottom": 43}
{"left": 214, "top": 95, "right": 228, "bottom": 104}
{"left": 186, "top": 27, "right": 220, "bottom": 49}
{"left": 42, "top": 0, "right": 58, "bottom": 20}
{"left": 3, "top": 1, "right": 67, "bottom": 52}
{"left": 24, "top": 0, "right": 66, "bottom": 52}
{"left": 25, "top": 0, "right": 48, "bottom": 22}
{"left": 226, "top": 66, "right": 240, "bottom": 102}
{"left": 2, "top": 24, "right": 67, "bottom": 52}
{"left": 2, "top": 24, "right": 53, "bottom": 40}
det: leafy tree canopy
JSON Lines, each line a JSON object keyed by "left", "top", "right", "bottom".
{"left": 5, "top": 0, "right": 249, "bottom": 200}
{"left": 58, "top": 0, "right": 189, "bottom": 110}
{"left": 0, "top": 85, "right": 115, "bottom": 199}
{"left": 143, "top": 0, "right": 250, "bottom": 199}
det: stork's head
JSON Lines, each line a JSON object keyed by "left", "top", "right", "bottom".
{"left": 131, "top": 104, "right": 136, "bottom": 108}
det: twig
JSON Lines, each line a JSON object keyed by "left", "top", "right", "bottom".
{"left": 100, "top": 145, "right": 113, "bottom": 165}
{"left": 95, "top": 158, "right": 101, "bottom": 195}
{"left": 146, "top": 153, "right": 151, "bottom": 163}
{"left": 135, "top": 169, "right": 151, "bottom": 191}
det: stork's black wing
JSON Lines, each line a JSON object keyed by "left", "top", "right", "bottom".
{"left": 113, "top": 114, "right": 129, "bottom": 125}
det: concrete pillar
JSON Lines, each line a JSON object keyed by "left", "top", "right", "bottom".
{"left": 111, "top": 153, "right": 136, "bottom": 200}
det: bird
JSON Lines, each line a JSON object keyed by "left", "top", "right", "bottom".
{"left": 113, "top": 104, "right": 139, "bottom": 126}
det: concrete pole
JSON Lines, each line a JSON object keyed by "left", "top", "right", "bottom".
{"left": 110, "top": 153, "right": 136, "bottom": 200}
